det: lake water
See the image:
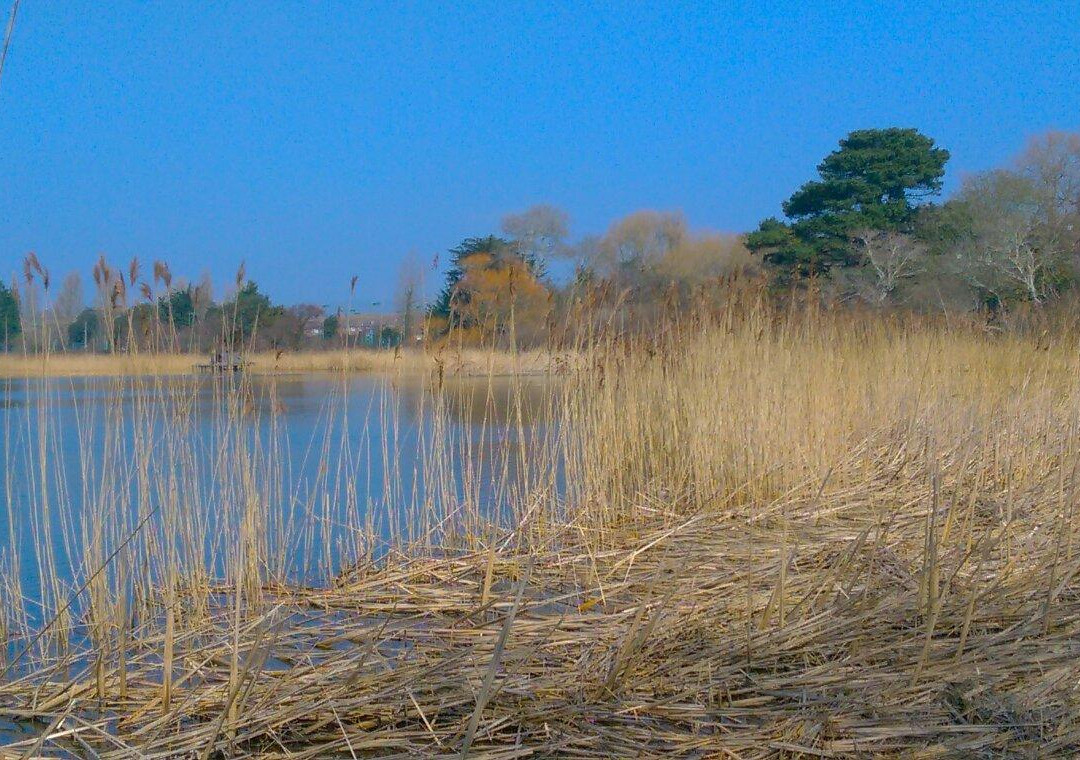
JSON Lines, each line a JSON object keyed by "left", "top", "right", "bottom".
{"left": 0, "top": 373, "right": 554, "bottom": 625}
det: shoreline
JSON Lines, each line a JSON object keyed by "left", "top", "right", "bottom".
{"left": 0, "top": 348, "right": 563, "bottom": 379}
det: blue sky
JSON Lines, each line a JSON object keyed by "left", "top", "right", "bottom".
{"left": 1, "top": 1, "right": 1078, "bottom": 307}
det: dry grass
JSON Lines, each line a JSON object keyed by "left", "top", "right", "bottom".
{"left": 0, "top": 347, "right": 561, "bottom": 378}
{"left": 3, "top": 302, "right": 1080, "bottom": 756}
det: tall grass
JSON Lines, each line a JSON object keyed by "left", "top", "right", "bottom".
{"left": 0, "top": 346, "right": 557, "bottom": 378}
{"left": 2, "top": 295, "right": 1080, "bottom": 755}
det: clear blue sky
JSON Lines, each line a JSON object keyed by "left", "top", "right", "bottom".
{"left": 1, "top": 1, "right": 1078, "bottom": 307}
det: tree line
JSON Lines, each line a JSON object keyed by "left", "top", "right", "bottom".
{"left": 428, "top": 127, "right": 1080, "bottom": 346}
{"left": 748, "top": 128, "right": 1080, "bottom": 310}
{"left": 0, "top": 257, "right": 401, "bottom": 354}
{"left": 4, "top": 127, "right": 1079, "bottom": 353}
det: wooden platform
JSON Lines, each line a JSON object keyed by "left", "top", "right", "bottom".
{"left": 194, "top": 361, "right": 248, "bottom": 374}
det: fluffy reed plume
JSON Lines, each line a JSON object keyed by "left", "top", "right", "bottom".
{"left": 24, "top": 252, "right": 50, "bottom": 292}
{"left": 3, "top": 300, "right": 1080, "bottom": 756}
{"left": 128, "top": 256, "right": 140, "bottom": 287}
{"left": 153, "top": 259, "right": 172, "bottom": 290}
{"left": 21, "top": 251, "right": 38, "bottom": 284}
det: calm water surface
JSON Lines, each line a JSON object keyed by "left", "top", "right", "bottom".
{"left": 0, "top": 373, "right": 551, "bottom": 612}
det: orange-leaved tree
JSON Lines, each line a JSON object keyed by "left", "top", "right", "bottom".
{"left": 429, "top": 236, "right": 550, "bottom": 346}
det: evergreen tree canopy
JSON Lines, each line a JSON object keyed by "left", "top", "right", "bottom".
{"left": 222, "top": 281, "right": 281, "bottom": 342}
{"left": 158, "top": 287, "right": 197, "bottom": 327}
{"left": 67, "top": 308, "right": 100, "bottom": 350}
{"left": 748, "top": 128, "right": 950, "bottom": 278}
{"left": 0, "top": 281, "right": 19, "bottom": 346}
{"left": 321, "top": 313, "right": 340, "bottom": 340}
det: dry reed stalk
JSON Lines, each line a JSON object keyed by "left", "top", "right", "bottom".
{"left": 0, "top": 348, "right": 566, "bottom": 379}
{"left": 2, "top": 301, "right": 1080, "bottom": 756}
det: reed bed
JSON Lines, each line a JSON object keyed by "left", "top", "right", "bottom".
{"left": 2, "top": 300, "right": 1080, "bottom": 757}
{"left": 0, "top": 347, "right": 559, "bottom": 378}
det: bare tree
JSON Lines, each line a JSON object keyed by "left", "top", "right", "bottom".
{"left": 656, "top": 232, "right": 756, "bottom": 286}
{"left": 501, "top": 204, "right": 570, "bottom": 264}
{"left": 564, "top": 234, "right": 603, "bottom": 279}
{"left": 394, "top": 252, "right": 424, "bottom": 347}
{"left": 1017, "top": 131, "right": 1080, "bottom": 222}
{"left": 193, "top": 271, "right": 214, "bottom": 321}
{"left": 599, "top": 210, "right": 687, "bottom": 275}
{"left": 50, "top": 271, "right": 84, "bottom": 347}
{"left": 265, "top": 304, "right": 323, "bottom": 350}
{"left": 846, "top": 229, "right": 926, "bottom": 304}
{"left": 1016, "top": 131, "right": 1080, "bottom": 262}
{"left": 952, "top": 170, "right": 1068, "bottom": 305}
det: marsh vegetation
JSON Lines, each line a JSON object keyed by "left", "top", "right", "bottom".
{"left": 2, "top": 288, "right": 1080, "bottom": 756}
{"left": 2, "top": 127, "right": 1079, "bottom": 756}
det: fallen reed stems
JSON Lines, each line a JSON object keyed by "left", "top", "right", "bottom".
{"left": 2, "top": 301, "right": 1080, "bottom": 756}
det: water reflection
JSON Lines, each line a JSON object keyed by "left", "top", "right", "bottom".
{"left": 0, "top": 372, "right": 554, "bottom": 614}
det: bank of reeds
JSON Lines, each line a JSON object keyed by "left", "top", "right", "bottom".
{"left": 3, "top": 297, "right": 1080, "bottom": 757}
{"left": 0, "top": 346, "right": 559, "bottom": 378}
